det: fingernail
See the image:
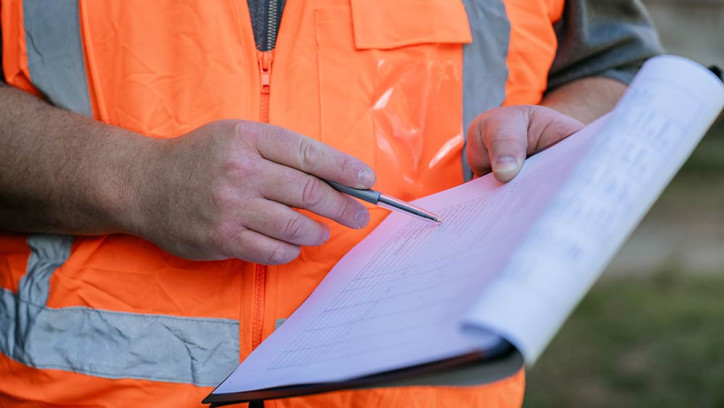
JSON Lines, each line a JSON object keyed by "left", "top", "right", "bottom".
{"left": 494, "top": 156, "right": 518, "bottom": 171}
{"left": 357, "top": 169, "right": 375, "bottom": 187}
{"left": 355, "top": 209, "right": 370, "bottom": 229}
{"left": 493, "top": 156, "right": 520, "bottom": 181}
{"left": 321, "top": 226, "right": 331, "bottom": 243}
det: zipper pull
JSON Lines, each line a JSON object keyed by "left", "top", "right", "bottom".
{"left": 258, "top": 51, "right": 274, "bottom": 123}
{"left": 258, "top": 51, "right": 273, "bottom": 94}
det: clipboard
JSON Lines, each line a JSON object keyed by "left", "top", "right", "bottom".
{"left": 204, "top": 342, "right": 523, "bottom": 406}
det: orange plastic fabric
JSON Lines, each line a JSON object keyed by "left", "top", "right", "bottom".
{"left": 80, "top": 0, "right": 260, "bottom": 138}
{"left": 349, "top": 0, "right": 472, "bottom": 49}
{"left": 0, "top": 235, "right": 28, "bottom": 293}
{"left": 47, "top": 235, "right": 245, "bottom": 319}
{"left": 0, "top": 0, "right": 38, "bottom": 95}
{"left": 0, "top": 353, "right": 212, "bottom": 407}
{"left": 0, "top": 0, "right": 565, "bottom": 406}
{"left": 279, "top": 368, "right": 525, "bottom": 408}
{"left": 501, "top": 0, "right": 565, "bottom": 106}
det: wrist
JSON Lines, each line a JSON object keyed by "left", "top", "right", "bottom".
{"left": 93, "top": 129, "right": 163, "bottom": 237}
{"left": 541, "top": 76, "right": 626, "bottom": 124}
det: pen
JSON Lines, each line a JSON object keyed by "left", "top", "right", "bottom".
{"left": 326, "top": 180, "right": 442, "bottom": 223}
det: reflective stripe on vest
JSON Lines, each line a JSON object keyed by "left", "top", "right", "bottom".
{"left": 22, "top": 0, "right": 92, "bottom": 116}
{"left": 2, "top": 0, "right": 243, "bottom": 387}
{"left": 461, "top": 0, "right": 511, "bottom": 181}
{"left": 0, "top": 0, "right": 564, "bottom": 405}
{"left": 0, "top": 234, "right": 239, "bottom": 386}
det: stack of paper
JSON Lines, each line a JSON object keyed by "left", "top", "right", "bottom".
{"left": 204, "top": 55, "right": 724, "bottom": 406}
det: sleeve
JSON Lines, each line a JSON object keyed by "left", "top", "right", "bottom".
{"left": 547, "top": 0, "right": 664, "bottom": 90}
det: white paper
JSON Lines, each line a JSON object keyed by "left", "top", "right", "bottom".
{"left": 211, "top": 55, "right": 724, "bottom": 396}
{"left": 213, "top": 115, "right": 599, "bottom": 395}
{"left": 463, "top": 55, "right": 724, "bottom": 362}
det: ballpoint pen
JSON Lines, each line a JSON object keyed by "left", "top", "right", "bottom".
{"left": 326, "top": 180, "right": 442, "bottom": 223}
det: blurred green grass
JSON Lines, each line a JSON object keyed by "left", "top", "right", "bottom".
{"left": 525, "top": 271, "right": 724, "bottom": 408}
{"left": 524, "top": 119, "right": 724, "bottom": 407}
{"left": 659, "top": 119, "right": 724, "bottom": 208}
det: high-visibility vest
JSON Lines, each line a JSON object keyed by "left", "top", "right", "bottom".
{"left": 1, "top": 0, "right": 564, "bottom": 406}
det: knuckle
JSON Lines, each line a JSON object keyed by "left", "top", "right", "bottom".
{"left": 487, "top": 129, "right": 526, "bottom": 150}
{"left": 301, "top": 177, "right": 324, "bottom": 208}
{"left": 266, "top": 244, "right": 298, "bottom": 265}
{"left": 234, "top": 120, "right": 258, "bottom": 141}
{"left": 266, "top": 246, "right": 285, "bottom": 264}
{"left": 226, "top": 154, "right": 263, "bottom": 181}
{"left": 231, "top": 120, "right": 246, "bottom": 137}
{"left": 467, "top": 116, "right": 482, "bottom": 139}
{"left": 335, "top": 195, "right": 354, "bottom": 221}
{"left": 298, "top": 138, "right": 323, "bottom": 170}
{"left": 209, "top": 183, "right": 236, "bottom": 213}
{"left": 216, "top": 225, "right": 248, "bottom": 259}
{"left": 337, "top": 157, "right": 354, "bottom": 180}
{"left": 282, "top": 215, "right": 306, "bottom": 242}
{"left": 210, "top": 220, "right": 233, "bottom": 243}
{"left": 230, "top": 121, "right": 255, "bottom": 148}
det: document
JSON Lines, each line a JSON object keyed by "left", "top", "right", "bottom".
{"left": 204, "top": 56, "right": 724, "bottom": 405}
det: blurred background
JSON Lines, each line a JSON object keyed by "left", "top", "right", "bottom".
{"left": 525, "top": 1, "right": 724, "bottom": 407}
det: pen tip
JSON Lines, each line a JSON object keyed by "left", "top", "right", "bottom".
{"left": 434, "top": 217, "right": 443, "bottom": 223}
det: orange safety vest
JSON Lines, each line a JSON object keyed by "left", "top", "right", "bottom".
{"left": 0, "top": 0, "right": 564, "bottom": 406}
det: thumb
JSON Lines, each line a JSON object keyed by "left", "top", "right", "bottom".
{"left": 466, "top": 106, "right": 585, "bottom": 183}
{"left": 466, "top": 107, "right": 529, "bottom": 182}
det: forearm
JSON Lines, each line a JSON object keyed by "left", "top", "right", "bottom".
{"left": 0, "top": 84, "right": 376, "bottom": 263}
{"left": 0, "top": 84, "right": 151, "bottom": 234}
{"left": 541, "top": 76, "right": 627, "bottom": 124}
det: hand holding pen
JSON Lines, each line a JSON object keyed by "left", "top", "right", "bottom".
{"left": 326, "top": 181, "right": 442, "bottom": 223}
{"left": 129, "top": 121, "right": 382, "bottom": 265}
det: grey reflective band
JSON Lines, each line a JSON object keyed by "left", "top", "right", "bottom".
{"left": 17, "top": 0, "right": 241, "bottom": 387}
{"left": 23, "top": 0, "right": 93, "bottom": 116}
{"left": 0, "top": 234, "right": 240, "bottom": 387}
{"left": 461, "top": 0, "right": 511, "bottom": 181}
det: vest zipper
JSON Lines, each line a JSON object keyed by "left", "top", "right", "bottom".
{"left": 252, "top": 50, "right": 274, "bottom": 351}
{"left": 258, "top": 51, "right": 273, "bottom": 123}
{"left": 265, "top": 0, "right": 280, "bottom": 52}
{"left": 251, "top": 263, "right": 267, "bottom": 350}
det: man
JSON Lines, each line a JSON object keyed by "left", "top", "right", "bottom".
{"left": 0, "top": 0, "right": 661, "bottom": 406}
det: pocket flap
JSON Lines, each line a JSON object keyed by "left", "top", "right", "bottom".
{"left": 350, "top": 0, "right": 472, "bottom": 49}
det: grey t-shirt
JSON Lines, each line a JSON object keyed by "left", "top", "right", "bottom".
{"left": 548, "top": 0, "right": 664, "bottom": 88}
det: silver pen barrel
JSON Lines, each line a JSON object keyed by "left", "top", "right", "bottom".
{"left": 378, "top": 194, "right": 442, "bottom": 223}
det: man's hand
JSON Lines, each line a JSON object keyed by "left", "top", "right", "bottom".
{"left": 466, "top": 105, "right": 584, "bottom": 182}
{"left": 130, "top": 120, "right": 375, "bottom": 264}
{"left": 466, "top": 76, "right": 627, "bottom": 182}
{"left": 0, "top": 85, "right": 375, "bottom": 265}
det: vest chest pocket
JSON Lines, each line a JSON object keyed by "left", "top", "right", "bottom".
{"left": 314, "top": 0, "right": 472, "bottom": 200}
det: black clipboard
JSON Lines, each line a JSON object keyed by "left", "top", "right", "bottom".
{"left": 203, "top": 342, "right": 523, "bottom": 407}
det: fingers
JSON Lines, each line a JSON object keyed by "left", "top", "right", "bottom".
{"left": 246, "top": 124, "right": 376, "bottom": 189}
{"left": 466, "top": 106, "right": 584, "bottom": 183}
{"left": 243, "top": 198, "right": 331, "bottom": 246}
{"left": 142, "top": 120, "right": 377, "bottom": 265}
{"left": 527, "top": 107, "right": 584, "bottom": 154}
{"left": 221, "top": 227, "right": 302, "bottom": 265}
{"left": 467, "top": 107, "right": 528, "bottom": 182}
{"left": 223, "top": 196, "right": 362, "bottom": 264}
{"left": 216, "top": 198, "right": 331, "bottom": 264}
{"left": 260, "top": 165, "right": 370, "bottom": 229}
{"left": 223, "top": 123, "right": 371, "bottom": 264}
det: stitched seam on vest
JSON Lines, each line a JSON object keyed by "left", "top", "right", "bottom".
{"left": 0, "top": 234, "right": 240, "bottom": 387}
{"left": 23, "top": 0, "right": 93, "bottom": 115}
{"left": 461, "top": 0, "right": 511, "bottom": 181}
